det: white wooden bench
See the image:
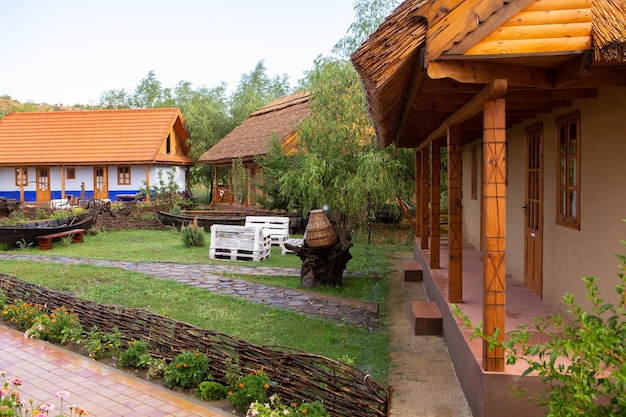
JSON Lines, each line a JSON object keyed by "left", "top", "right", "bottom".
{"left": 209, "top": 224, "right": 271, "bottom": 261}
{"left": 244, "top": 216, "right": 290, "bottom": 253}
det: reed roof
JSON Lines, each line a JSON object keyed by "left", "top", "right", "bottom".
{"left": 198, "top": 92, "right": 311, "bottom": 166}
{"left": 351, "top": 0, "right": 626, "bottom": 149}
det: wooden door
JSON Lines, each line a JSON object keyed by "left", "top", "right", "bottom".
{"left": 93, "top": 167, "right": 109, "bottom": 200}
{"left": 36, "top": 167, "right": 51, "bottom": 202}
{"left": 524, "top": 124, "right": 544, "bottom": 297}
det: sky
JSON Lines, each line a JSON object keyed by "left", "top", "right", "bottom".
{"left": 0, "top": 0, "right": 357, "bottom": 106}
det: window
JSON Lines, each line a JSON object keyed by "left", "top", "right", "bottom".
{"left": 118, "top": 166, "right": 131, "bottom": 185}
{"left": 15, "top": 167, "right": 28, "bottom": 186}
{"left": 66, "top": 167, "right": 76, "bottom": 179}
{"left": 556, "top": 111, "right": 581, "bottom": 230}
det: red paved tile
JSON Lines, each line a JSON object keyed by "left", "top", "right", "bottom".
{"left": 0, "top": 324, "right": 230, "bottom": 416}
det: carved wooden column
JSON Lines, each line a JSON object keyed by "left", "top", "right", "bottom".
{"left": 415, "top": 150, "right": 422, "bottom": 239}
{"left": 447, "top": 125, "right": 463, "bottom": 304}
{"left": 430, "top": 140, "right": 442, "bottom": 269}
{"left": 482, "top": 89, "right": 507, "bottom": 372}
{"left": 421, "top": 149, "right": 429, "bottom": 250}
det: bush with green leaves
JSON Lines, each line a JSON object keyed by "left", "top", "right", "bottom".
{"left": 196, "top": 380, "right": 228, "bottom": 401}
{"left": 164, "top": 351, "right": 211, "bottom": 389}
{"left": 84, "top": 326, "right": 123, "bottom": 360}
{"left": 25, "top": 305, "right": 83, "bottom": 346}
{"left": 118, "top": 340, "right": 154, "bottom": 369}
{"left": 1, "top": 299, "right": 45, "bottom": 328}
{"left": 455, "top": 242, "right": 626, "bottom": 416}
{"left": 248, "top": 394, "right": 330, "bottom": 417}
{"left": 181, "top": 221, "right": 205, "bottom": 247}
{"left": 228, "top": 369, "right": 271, "bottom": 413}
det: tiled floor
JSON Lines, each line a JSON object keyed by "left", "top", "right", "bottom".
{"left": 0, "top": 325, "right": 231, "bottom": 417}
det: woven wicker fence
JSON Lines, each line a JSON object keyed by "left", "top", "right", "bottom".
{"left": 1, "top": 274, "right": 391, "bottom": 417}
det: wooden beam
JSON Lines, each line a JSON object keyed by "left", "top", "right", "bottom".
{"left": 430, "top": 140, "right": 442, "bottom": 269}
{"left": 447, "top": 125, "right": 463, "bottom": 304}
{"left": 427, "top": 60, "right": 554, "bottom": 88}
{"left": 421, "top": 149, "right": 430, "bottom": 250}
{"left": 482, "top": 96, "right": 507, "bottom": 372}
{"left": 415, "top": 150, "right": 421, "bottom": 239}
{"left": 422, "top": 79, "right": 508, "bottom": 148}
{"left": 395, "top": 47, "right": 425, "bottom": 146}
{"left": 446, "top": 0, "right": 536, "bottom": 56}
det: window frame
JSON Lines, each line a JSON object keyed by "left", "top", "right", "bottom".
{"left": 15, "top": 167, "right": 28, "bottom": 187}
{"left": 555, "top": 110, "right": 581, "bottom": 230}
{"left": 66, "top": 167, "right": 76, "bottom": 180}
{"left": 117, "top": 165, "right": 131, "bottom": 185}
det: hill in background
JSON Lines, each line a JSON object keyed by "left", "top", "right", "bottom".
{"left": 0, "top": 95, "right": 82, "bottom": 117}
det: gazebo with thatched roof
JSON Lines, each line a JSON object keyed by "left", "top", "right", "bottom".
{"left": 198, "top": 91, "right": 310, "bottom": 207}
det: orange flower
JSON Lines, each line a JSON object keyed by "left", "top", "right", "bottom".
{"left": 183, "top": 363, "right": 188, "bottom": 368}
{"left": 176, "top": 364, "right": 181, "bottom": 368}
{"left": 239, "top": 383, "right": 244, "bottom": 389}
{"left": 263, "top": 384, "right": 269, "bottom": 389}
{"left": 302, "top": 409, "right": 308, "bottom": 414}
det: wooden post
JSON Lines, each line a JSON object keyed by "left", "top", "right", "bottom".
{"left": 144, "top": 166, "right": 151, "bottom": 202}
{"left": 61, "top": 167, "right": 66, "bottom": 200}
{"left": 430, "top": 140, "right": 442, "bottom": 269}
{"left": 421, "top": 149, "right": 429, "bottom": 250}
{"left": 414, "top": 150, "right": 422, "bottom": 239}
{"left": 482, "top": 93, "right": 507, "bottom": 372}
{"left": 447, "top": 125, "right": 463, "bottom": 303}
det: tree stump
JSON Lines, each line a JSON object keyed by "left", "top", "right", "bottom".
{"left": 285, "top": 220, "right": 353, "bottom": 288}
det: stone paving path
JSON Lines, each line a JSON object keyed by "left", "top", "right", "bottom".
{"left": 0, "top": 253, "right": 379, "bottom": 329}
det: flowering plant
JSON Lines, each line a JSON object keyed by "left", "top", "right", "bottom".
{"left": 164, "top": 351, "right": 210, "bottom": 389}
{"left": 228, "top": 369, "right": 271, "bottom": 413}
{"left": 1, "top": 370, "right": 87, "bottom": 416}
{"left": 247, "top": 394, "right": 330, "bottom": 417}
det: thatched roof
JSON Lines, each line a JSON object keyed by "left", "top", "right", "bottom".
{"left": 351, "top": 0, "right": 626, "bottom": 150}
{"left": 198, "top": 92, "right": 310, "bottom": 166}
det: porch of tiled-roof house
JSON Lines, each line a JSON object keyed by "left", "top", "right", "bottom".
{"left": 412, "top": 236, "right": 556, "bottom": 417}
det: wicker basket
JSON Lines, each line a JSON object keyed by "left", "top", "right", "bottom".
{"left": 305, "top": 209, "right": 336, "bottom": 248}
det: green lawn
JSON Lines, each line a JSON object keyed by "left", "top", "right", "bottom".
{"left": 0, "top": 227, "right": 413, "bottom": 384}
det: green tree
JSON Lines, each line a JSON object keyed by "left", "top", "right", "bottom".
{"left": 333, "top": 0, "right": 400, "bottom": 58}
{"left": 266, "top": 56, "right": 414, "bottom": 229}
{"left": 229, "top": 60, "right": 291, "bottom": 125}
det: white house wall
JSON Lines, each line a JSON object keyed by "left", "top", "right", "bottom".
{"left": 461, "top": 86, "right": 626, "bottom": 314}
{"left": 1, "top": 165, "right": 188, "bottom": 202}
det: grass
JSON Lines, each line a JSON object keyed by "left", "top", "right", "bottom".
{"left": 0, "top": 225, "right": 414, "bottom": 384}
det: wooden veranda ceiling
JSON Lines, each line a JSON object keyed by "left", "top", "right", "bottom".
{"left": 351, "top": 0, "right": 626, "bottom": 150}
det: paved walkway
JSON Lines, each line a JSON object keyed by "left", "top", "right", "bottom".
{"left": 0, "top": 253, "right": 379, "bottom": 329}
{"left": 0, "top": 324, "right": 231, "bottom": 417}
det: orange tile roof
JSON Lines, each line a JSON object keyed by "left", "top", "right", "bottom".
{"left": 0, "top": 108, "right": 192, "bottom": 166}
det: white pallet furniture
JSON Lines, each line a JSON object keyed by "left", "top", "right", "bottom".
{"left": 209, "top": 224, "right": 271, "bottom": 261}
{"left": 244, "top": 216, "right": 290, "bottom": 252}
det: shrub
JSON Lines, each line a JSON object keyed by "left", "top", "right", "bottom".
{"left": 146, "top": 358, "right": 168, "bottom": 380}
{"left": 164, "top": 351, "right": 210, "bottom": 389}
{"left": 26, "top": 305, "right": 83, "bottom": 346}
{"left": 118, "top": 340, "right": 153, "bottom": 369}
{"left": 1, "top": 299, "right": 45, "bottom": 328}
{"left": 197, "top": 380, "right": 228, "bottom": 401}
{"left": 181, "top": 219, "right": 205, "bottom": 247}
{"left": 228, "top": 369, "right": 271, "bottom": 413}
{"left": 84, "top": 326, "right": 123, "bottom": 360}
{"left": 247, "top": 394, "right": 330, "bottom": 417}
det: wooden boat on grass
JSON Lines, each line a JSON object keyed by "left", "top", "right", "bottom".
{"left": 156, "top": 211, "right": 246, "bottom": 229}
{"left": 0, "top": 211, "right": 97, "bottom": 246}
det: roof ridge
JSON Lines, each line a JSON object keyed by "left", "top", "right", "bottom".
{"left": 3, "top": 107, "right": 181, "bottom": 117}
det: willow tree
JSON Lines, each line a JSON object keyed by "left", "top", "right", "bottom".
{"left": 274, "top": 57, "right": 414, "bottom": 230}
